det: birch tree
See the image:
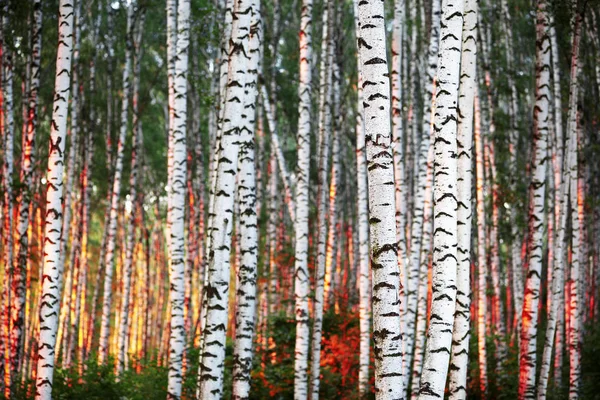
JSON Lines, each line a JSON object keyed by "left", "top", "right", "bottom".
{"left": 356, "top": 0, "right": 404, "bottom": 397}
{"left": 197, "top": 0, "right": 254, "bottom": 396}
{"left": 352, "top": 0, "right": 371, "bottom": 394}
{"left": 34, "top": 1, "right": 75, "bottom": 397}
{"left": 166, "top": 0, "right": 190, "bottom": 397}
{"left": 448, "top": 0, "right": 477, "bottom": 396}
{"left": 417, "top": 0, "right": 463, "bottom": 397}
{"left": 310, "top": 2, "right": 333, "bottom": 397}
{"left": 10, "top": 0, "right": 41, "bottom": 381}
{"left": 566, "top": 3, "right": 583, "bottom": 397}
{"left": 1, "top": 4, "right": 15, "bottom": 392}
{"left": 99, "top": 0, "right": 135, "bottom": 364}
{"left": 117, "top": 4, "right": 145, "bottom": 375}
{"left": 391, "top": 0, "right": 406, "bottom": 322}
{"left": 293, "top": 0, "right": 313, "bottom": 396}
{"left": 231, "top": 0, "right": 261, "bottom": 396}
{"left": 323, "top": 61, "right": 342, "bottom": 309}
{"left": 404, "top": 1, "right": 441, "bottom": 389}
{"left": 518, "top": 0, "right": 550, "bottom": 397}
{"left": 537, "top": 8, "right": 573, "bottom": 397}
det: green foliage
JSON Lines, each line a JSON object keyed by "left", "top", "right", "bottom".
{"left": 9, "top": 356, "right": 168, "bottom": 400}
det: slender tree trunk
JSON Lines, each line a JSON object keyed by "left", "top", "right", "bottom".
{"left": 231, "top": 5, "right": 261, "bottom": 397}
{"left": 197, "top": 0, "right": 253, "bottom": 396}
{"left": 293, "top": 0, "right": 313, "bottom": 396}
{"left": 417, "top": 0, "right": 463, "bottom": 397}
{"left": 448, "top": 2, "right": 476, "bottom": 396}
{"left": 356, "top": 0, "right": 404, "bottom": 397}
{"left": 34, "top": 1, "right": 75, "bottom": 397}
{"left": 166, "top": 0, "right": 177, "bottom": 253}
{"left": 77, "top": 113, "right": 94, "bottom": 374}
{"left": 352, "top": 0, "right": 370, "bottom": 394}
{"left": 105, "top": 0, "right": 115, "bottom": 169}
{"left": 566, "top": 4, "right": 583, "bottom": 397}
{"left": 166, "top": 0, "right": 189, "bottom": 397}
{"left": 99, "top": 0, "right": 135, "bottom": 365}
{"left": 409, "top": 147, "right": 433, "bottom": 400}
{"left": 517, "top": 1, "right": 551, "bottom": 397}
{"left": 501, "top": 0, "right": 524, "bottom": 344}
{"left": 57, "top": 0, "right": 82, "bottom": 322}
{"left": 391, "top": 0, "right": 407, "bottom": 341}
{"left": 323, "top": 61, "right": 341, "bottom": 310}
{"left": 404, "top": 1, "right": 441, "bottom": 391}
{"left": 205, "top": 0, "right": 234, "bottom": 268}
{"left": 1, "top": 4, "right": 15, "bottom": 393}
{"left": 474, "top": 92, "right": 488, "bottom": 395}
{"left": 267, "top": 154, "right": 279, "bottom": 316}
{"left": 10, "top": 0, "right": 41, "bottom": 382}
{"left": 310, "top": 2, "right": 333, "bottom": 398}
{"left": 537, "top": 13, "right": 569, "bottom": 398}
{"left": 117, "top": 4, "right": 145, "bottom": 375}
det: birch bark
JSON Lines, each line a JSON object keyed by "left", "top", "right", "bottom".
{"left": 117, "top": 3, "right": 145, "bottom": 376}
{"left": 231, "top": 0, "right": 260, "bottom": 397}
{"left": 166, "top": 0, "right": 189, "bottom": 397}
{"left": 404, "top": 1, "right": 441, "bottom": 389}
{"left": 1, "top": 4, "right": 14, "bottom": 392}
{"left": 448, "top": 0, "right": 476, "bottom": 396}
{"left": 517, "top": 0, "right": 550, "bottom": 397}
{"left": 352, "top": 0, "right": 371, "bottom": 394}
{"left": 34, "top": 1, "right": 74, "bottom": 397}
{"left": 310, "top": 2, "right": 333, "bottom": 397}
{"left": 98, "top": 0, "right": 135, "bottom": 364}
{"left": 356, "top": 0, "right": 404, "bottom": 397}
{"left": 197, "top": 0, "right": 253, "bottom": 396}
{"left": 10, "top": 0, "right": 42, "bottom": 379}
{"left": 293, "top": 0, "right": 313, "bottom": 396}
{"left": 566, "top": 4, "right": 583, "bottom": 397}
{"left": 417, "top": 0, "right": 463, "bottom": 397}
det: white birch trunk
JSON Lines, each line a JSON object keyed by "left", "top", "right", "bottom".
{"left": 568, "top": 127, "right": 582, "bottom": 400}
{"left": 166, "top": 0, "right": 176, "bottom": 253}
{"left": 98, "top": 0, "right": 135, "bottom": 364}
{"left": 448, "top": 1, "right": 476, "bottom": 395}
{"left": 409, "top": 147, "right": 433, "bottom": 400}
{"left": 34, "top": 1, "right": 74, "bottom": 397}
{"left": 231, "top": 0, "right": 260, "bottom": 397}
{"left": 206, "top": 0, "right": 235, "bottom": 266}
{"left": 197, "top": 0, "right": 253, "bottom": 396}
{"left": 404, "top": 1, "right": 441, "bottom": 390}
{"left": 537, "top": 13, "right": 570, "bottom": 399}
{"left": 57, "top": 0, "right": 82, "bottom": 302}
{"left": 356, "top": 0, "right": 404, "bottom": 397}
{"left": 310, "top": 3, "right": 333, "bottom": 398}
{"left": 501, "top": 0, "right": 524, "bottom": 343}
{"left": 417, "top": 0, "right": 463, "bottom": 397}
{"left": 391, "top": 0, "right": 407, "bottom": 332}
{"left": 518, "top": 0, "right": 550, "bottom": 397}
{"left": 0, "top": 10, "right": 15, "bottom": 398}
{"left": 293, "top": 0, "right": 313, "bottom": 396}
{"left": 166, "top": 0, "right": 189, "bottom": 397}
{"left": 117, "top": 3, "right": 144, "bottom": 376}
{"left": 10, "top": 0, "right": 42, "bottom": 378}
{"left": 566, "top": 4, "right": 583, "bottom": 397}
{"left": 352, "top": 0, "right": 371, "bottom": 395}
{"left": 2, "top": 5, "right": 15, "bottom": 391}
